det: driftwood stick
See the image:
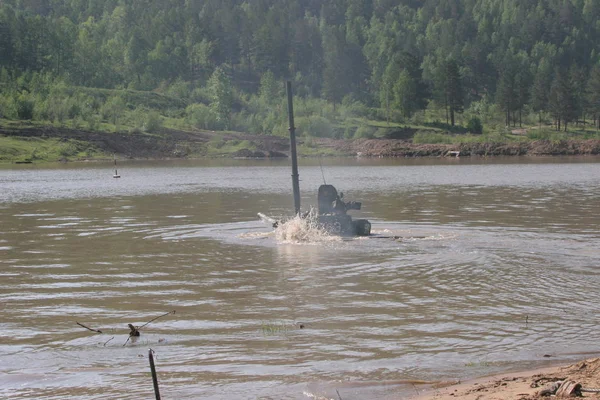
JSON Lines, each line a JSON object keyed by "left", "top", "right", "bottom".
{"left": 138, "top": 310, "right": 176, "bottom": 330}
{"left": 77, "top": 322, "right": 103, "bottom": 334}
{"left": 103, "top": 336, "right": 114, "bottom": 346}
{"left": 149, "top": 349, "right": 161, "bottom": 400}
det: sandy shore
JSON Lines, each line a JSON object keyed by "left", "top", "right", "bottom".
{"left": 411, "top": 358, "right": 600, "bottom": 399}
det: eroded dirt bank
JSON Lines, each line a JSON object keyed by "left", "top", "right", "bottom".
{"left": 2, "top": 126, "right": 600, "bottom": 160}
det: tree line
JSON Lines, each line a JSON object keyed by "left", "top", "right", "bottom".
{"left": 1, "top": 0, "right": 600, "bottom": 134}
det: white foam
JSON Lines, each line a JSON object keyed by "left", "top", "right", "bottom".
{"left": 274, "top": 210, "right": 341, "bottom": 244}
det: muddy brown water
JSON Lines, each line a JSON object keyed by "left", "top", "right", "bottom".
{"left": 1, "top": 157, "right": 599, "bottom": 399}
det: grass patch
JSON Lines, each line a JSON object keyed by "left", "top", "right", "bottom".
{"left": 412, "top": 130, "right": 515, "bottom": 144}
{"left": 63, "top": 86, "right": 187, "bottom": 111}
{"left": 298, "top": 137, "right": 346, "bottom": 156}
{"left": 0, "top": 135, "right": 108, "bottom": 163}
{"left": 412, "top": 131, "right": 454, "bottom": 144}
{"left": 205, "top": 137, "right": 257, "bottom": 156}
{"left": 162, "top": 116, "right": 194, "bottom": 131}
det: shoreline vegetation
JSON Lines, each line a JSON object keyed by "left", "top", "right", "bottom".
{"left": 1, "top": 120, "right": 600, "bottom": 164}
{"left": 2, "top": 1, "right": 600, "bottom": 164}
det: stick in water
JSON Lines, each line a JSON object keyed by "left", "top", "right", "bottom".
{"left": 138, "top": 310, "right": 176, "bottom": 330}
{"left": 77, "top": 322, "right": 103, "bottom": 334}
{"left": 149, "top": 349, "right": 161, "bottom": 400}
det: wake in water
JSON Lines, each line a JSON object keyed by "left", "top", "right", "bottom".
{"left": 274, "top": 209, "right": 341, "bottom": 244}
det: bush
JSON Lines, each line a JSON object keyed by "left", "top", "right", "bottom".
{"left": 165, "top": 79, "right": 190, "bottom": 100}
{"left": 0, "top": 93, "right": 16, "bottom": 118}
{"left": 101, "top": 95, "right": 126, "bottom": 125}
{"left": 354, "top": 124, "right": 376, "bottom": 139}
{"left": 230, "top": 111, "right": 259, "bottom": 133}
{"left": 16, "top": 93, "right": 34, "bottom": 120}
{"left": 344, "top": 125, "right": 357, "bottom": 138}
{"left": 296, "top": 115, "right": 333, "bottom": 137}
{"left": 261, "top": 110, "right": 282, "bottom": 135}
{"left": 48, "top": 98, "right": 68, "bottom": 124}
{"left": 270, "top": 120, "right": 289, "bottom": 137}
{"left": 131, "top": 107, "right": 163, "bottom": 133}
{"left": 526, "top": 129, "right": 569, "bottom": 141}
{"left": 375, "top": 127, "right": 391, "bottom": 138}
{"left": 410, "top": 110, "right": 425, "bottom": 126}
{"left": 423, "top": 120, "right": 468, "bottom": 133}
{"left": 466, "top": 117, "right": 483, "bottom": 134}
{"left": 190, "top": 87, "right": 211, "bottom": 105}
{"left": 412, "top": 132, "right": 453, "bottom": 144}
{"left": 185, "top": 103, "right": 221, "bottom": 130}
{"left": 65, "top": 97, "right": 81, "bottom": 119}
{"left": 340, "top": 96, "right": 369, "bottom": 119}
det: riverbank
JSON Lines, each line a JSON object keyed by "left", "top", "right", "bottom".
{"left": 412, "top": 358, "right": 600, "bottom": 399}
{"left": 1, "top": 123, "right": 600, "bottom": 163}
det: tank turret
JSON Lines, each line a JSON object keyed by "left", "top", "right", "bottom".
{"left": 317, "top": 184, "right": 371, "bottom": 236}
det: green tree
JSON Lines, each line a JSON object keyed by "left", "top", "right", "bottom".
{"left": 125, "top": 31, "right": 147, "bottom": 87}
{"left": 321, "top": 26, "right": 346, "bottom": 109}
{"left": 531, "top": 60, "right": 552, "bottom": 127}
{"left": 569, "top": 64, "right": 587, "bottom": 125}
{"left": 549, "top": 70, "right": 576, "bottom": 131}
{"left": 444, "top": 59, "right": 464, "bottom": 126}
{"left": 586, "top": 65, "right": 600, "bottom": 130}
{"left": 101, "top": 95, "right": 126, "bottom": 130}
{"left": 380, "top": 60, "right": 400, "bottom": 123}
{"left": 208, "top": 66, "right": 233, "bottom": 129}
{"left": 393, "top": 69, "right": 418, "bottom": 118}
{"left": 259, "top": 71, "right": 281, "bottom": 107}
{"left": 496, "top": 68, "right": 516, "bottom": 127}
{"left": 514, "top": 70, "right": 531, "bottom": 128}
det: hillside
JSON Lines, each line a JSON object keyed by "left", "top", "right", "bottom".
{"left": 0, "top": 0, "right": 600, "bottom": 144}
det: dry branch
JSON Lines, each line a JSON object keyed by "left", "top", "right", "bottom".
{"left": 77, "top": 322, "right": 103, "bottom": 334}
{"left": 77, "top": 310, "right": 176, "bottom": 347}
{"left": 138, "top": 310, "right": 176, "bottom": 330}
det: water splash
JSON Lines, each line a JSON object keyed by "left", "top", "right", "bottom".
{"left": 274, "top": 209, "right": 341, "bottom": 244}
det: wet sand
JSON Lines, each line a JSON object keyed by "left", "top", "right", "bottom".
{"left": 412, "top": 358, "right": 600, "bottom": 399}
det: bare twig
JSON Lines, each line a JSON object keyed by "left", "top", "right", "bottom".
{"left": 80, "top": 311, "right": 176, "bottom": 347}
{"left": 77, "top": 322, "right": 103, "bottom": 334}
{"left": 138, "top": 310, "right": 176, "bottom": 330}
{"left": 336, "top": 388, "right": 343, "bottom": 400}
{"left": 103, "top": 336, "right": 114, "bottom": 346}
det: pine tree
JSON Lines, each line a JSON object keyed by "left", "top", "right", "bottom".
{"left": 496, "top": 69, "right": 515, "bottom": 127}
{"left": 549, "top": 70, "right": 577, "bottom": 131}
{"left": 586, "top": 65, "right": 600, "bottom": 130}
{"left": 531, "top": 61, "right": 552, "bottom": 127}
{"left": 514, "top": 70, "right": 531, "bottom": 128}
{"left": 445, "top": 58, "right": 464, "bottom": 126}
{"left": 569, "top": 64, "right": 587, "bottom": 125}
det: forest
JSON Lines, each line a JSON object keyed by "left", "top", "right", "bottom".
{"left": 1, "top": 0, "right": 600, "bottom": 149}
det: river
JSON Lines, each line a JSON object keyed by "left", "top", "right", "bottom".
{"left": 0, "top": 157, "right": 599, "bottom": 399}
